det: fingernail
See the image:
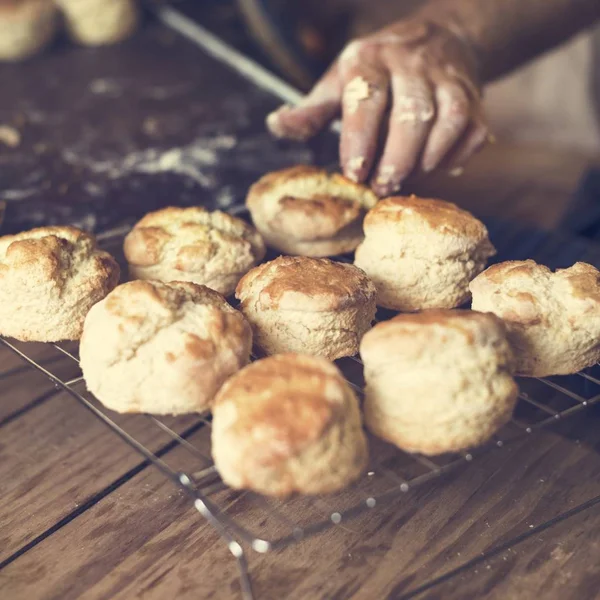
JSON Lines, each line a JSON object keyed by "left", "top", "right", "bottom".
{"left": 266, "top": 107, "right": 288, "bottom": 138}
{"left": 372, "top": 166, "right": 403, "bottom": 196}
{"left": 373, "top": 177, "right": 402, "bottom": 197}
{"left": 448, "top": 167, "right": 464, "bottom": 177}
{"left": 345, "top": 156, "right": 365, "bottom": 182}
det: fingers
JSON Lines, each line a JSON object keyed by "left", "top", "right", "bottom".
{"left": 421, "top": 77, "right": 470, "bottom": 173}
{"left": 371, "top": 70, "right": 435, "bottom": 195}
{"left": 444, "top": 115, "right": 490, "bottom": 169}
{"left": 266, "top": 63, "right": 342, "bottom": 142}
{"left": 338, "top": 52, "right": 390, "bottom": 183}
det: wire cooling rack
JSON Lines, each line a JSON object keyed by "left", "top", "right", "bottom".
{"left": 3, "top": 218, "right": 600, "bottom": 600}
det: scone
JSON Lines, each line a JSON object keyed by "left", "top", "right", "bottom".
{"left": 123, "top": 206, "right": 266, "bottom": 297}
{"left": 360, "top": 310, "right": 518, "bottom": 455}
{"left": 354, "top": 196, "right": 496, "bottom": 311}
{"left": 236, "top": 256, "right": 377, "bottom": 359}
{"left": 80, "top": 280, "right": 252, "bottom": 414}
{"left": 470, "top": 260, "right": 600, "bottom": 377}
{"left": 55, "top": 0, "right": 139, "bottom": 46}
{"left": 0, "top": 0, "right": 58, "bottom": 61}
{"left": 246, "top": 165, "right": 378, "bottom": 257}
{"left": 0, "top": 226, "right": 119, "bottom": 342}
{"left": 212, "top": 353, "right": 368, "bottom": 497}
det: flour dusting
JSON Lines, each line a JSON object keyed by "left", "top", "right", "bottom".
{"left": 63, "top": 135, "right": 238, "bottom": 187}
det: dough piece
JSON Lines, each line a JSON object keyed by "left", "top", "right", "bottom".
{"left": 360, "top": 309, "right": 518, "bottom": 455}
{"left": 355, "top": 196, "right": 496, "bottom": 311}
{"left": 246, "top": 165, "right": 378, "bottom": 257}
{"left": 80, "top": 280, "right": 252, "bottom": 414}
{"left": 236, "top": 255, "right": 377, "bottom": 359}
{"left": 56, "top": 0, "right": 139, "bottom": 46}
{"left": 123, "top": 206, "right": 266, "bottom": 297}
{"left": 0, "top": 0, "right": 58, "bottom": 62}
{"left": 0, "top": 226, "right": 119, "bottom": 342}
{"left": 212, "top": 353, "right": 368, "bottom": 497}
{"left": 470, "top": 260, "right": 600, "bottom": 377}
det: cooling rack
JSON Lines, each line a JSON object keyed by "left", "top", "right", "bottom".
{"left": 3, "top": 217, "right": 600, "bottom": 600}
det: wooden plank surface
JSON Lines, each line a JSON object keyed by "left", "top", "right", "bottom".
{"left": 0, "top": 373, "right": 202, "bottom": 562}
{"left": 3, "top": 408, "right": 600, "bottom": 599}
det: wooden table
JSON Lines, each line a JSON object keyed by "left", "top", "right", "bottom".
{"left": 2, "top": 6, "right": 600, "bottom": 600}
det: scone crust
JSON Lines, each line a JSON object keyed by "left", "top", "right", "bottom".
{"left": 236, "top": 255, "right": 376, "bottom": 312}
{"left": 124, "top": 206, "right": 266, "bottom": 296}
{"left": 0, "top": 0, "right": 58, "bottom": 61}
{"left": 235, "top": 256, "right": 377, "bottom": 359}
{"left": 355, "top": 196, "right": 496, "bottom": 311}
{"left": 0, "top": 225, "right": 120, "bottom": 341}
{"left": 246, "top": 165, "right": 378, "bottom": 257}
{"left": 470, "top": 260, "right": 600, "bottom": 376}
{"left": 212, "top": 353, "right": 368, "bottom": 497}
{"left": 363, "top": 196, "right": 491, "bottom": 246}
{"left": 360, "top": 309, "right": 518, "bottom": 455}
{"left": 80, "top": 280, "right": 252, "bottom": 414}
{"left": 55, "top": 0, "right": 139, "bottom": 46}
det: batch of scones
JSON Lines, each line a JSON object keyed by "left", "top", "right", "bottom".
{"left": 0, "top": 0, "right": 139, "bottom": 62}
{"left": 1, "top": 164, "right": 600, "bottom": 497}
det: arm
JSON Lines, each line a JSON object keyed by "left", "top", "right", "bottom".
{"left": 266, "top": 0, "right": 600, "bottom": 195}
{"left": 421, "top": 0, "right": 600, "bottom": 82}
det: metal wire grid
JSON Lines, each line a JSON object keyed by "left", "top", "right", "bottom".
{"left": 3, "top": 220, "right": 600, "bottom": 563}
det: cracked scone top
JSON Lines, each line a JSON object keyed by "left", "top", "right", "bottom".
{"left": 246, "top": 165, "right": 378, "bottom": 257}
{"left": 0, "top": 226, "right": 119, "bottom": 342}
{"left": 355, "top": 196, "right": 496, "bottom": 311}
{"left": 235, "top": 256, "right": 377, "bottom": 359}
{"left": 360, "top": 309, "right": 518, "bottom": 456}
{"left": 212, "top": 353, "right": 368, "bottom": 497}
{"left": 470, "top": 260, "right": 600, "bottom": 377}
{"left": 80, "top": 280, "right": 252, "bottom": 414}
{"left": 123, "top": 206, "right": 266, "bottom": 296}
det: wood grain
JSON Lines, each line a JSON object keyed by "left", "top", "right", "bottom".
{"left": 0, "top": 343, "right": 80, "bottom": 423}
{"left": 0, "top": 378, "right": 201, "bottom": 562}
{"left": 2, "top": 405, "right": 600, "bottom": 599}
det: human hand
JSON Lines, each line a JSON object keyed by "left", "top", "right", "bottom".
{"left": 266, "top": 19, "right": 491, "bottom": 195}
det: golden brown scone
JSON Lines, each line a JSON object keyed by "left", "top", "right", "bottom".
{"left": 212, "top": 353, "right": 368, "bottom": 497}
{"left": 246, "top": 165, "right": 378, "bottom": 257}
{"left": 236, "top": 256, "right": 377, "bottom": 359}
{"left": 0, "top": 0, "right": 58, "bottom": 61}
{"left": 80, "top": 280, "right": 252, "bottom": 415}
{"left": 123, "top": 206, "right": 266, "bottom": 297}
{"left": 470, "top": 260, "right": 600, "bottom": 377}
{"left": 355, "top": 196, "right": 496, "bottom": 311}
{"left": 0, "top": 226, "right": 119, "bottom": 342}
{"left": 360, "top": 309, "right": 518, "bottom": 456}
{"left": 55, "top": 0, "right": 139, "bottom": 46}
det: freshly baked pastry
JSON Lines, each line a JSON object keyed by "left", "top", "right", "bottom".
{"left": 246, "top": 165, "right": 378, "bottom": 257}
{"left": 212, "top": 353, "right": 368, "bottom": 497}
{"left": 0, "top": 226, "right": 119, "bottom": 342}
{"left": 360, "top": 309, "right": 518, "bottom": 455}
{"left": 354, "top": 196, "right": 496, "bottom": 311}
{"left": 80, "top": 280, "right": 252, "bottom": 415}
{"left": 55, "top": 0, "right": 139, "bottom": 46}
{"left": 470, "top": 260, "right": 600, "bottom": 377}
{"left": 235, "top": 256, "right": 377, "bottom": 359}
{"left": 0, "top": 0, "right": 58, "bottom": 61}
{"left": 123, "top": 206, "right": 266, "bottom": 297}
